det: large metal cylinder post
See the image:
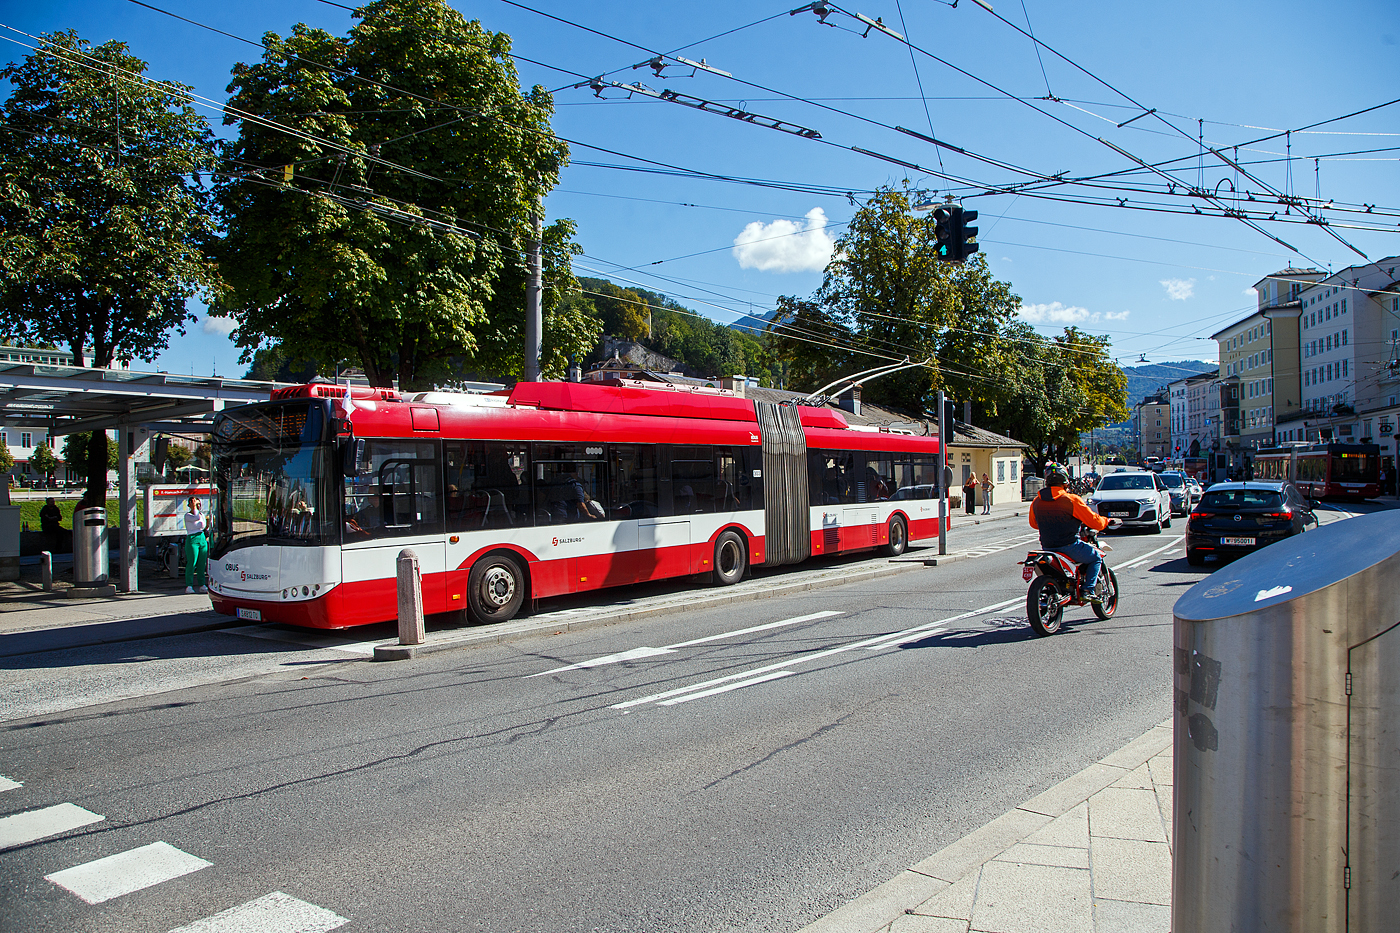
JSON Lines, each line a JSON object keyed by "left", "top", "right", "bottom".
{"left": 1172, "top": 510, "right": 1400, "bottom": 931}
{"left": 72, "top": 506, "right": 109, "bottom": 585}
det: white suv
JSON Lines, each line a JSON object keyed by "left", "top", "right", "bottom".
{"left": 1087, "top": 471, "right": 1172, "bottom": 533}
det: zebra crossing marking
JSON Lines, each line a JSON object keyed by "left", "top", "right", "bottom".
{"left": 0, "top": 803, "right": 104, "bottom": 850}
{"left": 166, "top": 891, "right": 349, "bottom": 933}
{"left": 46, "top": 841, "right": 211, "bottom": 904}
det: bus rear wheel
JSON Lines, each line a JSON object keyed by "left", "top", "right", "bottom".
{"left": 881, "top": 515, "right": 908, "bottom": 557}
{"left": 467, "top": 553, "right": 526, "bottom": 625}
{"left": 712, "top": 530, "right": 747, "bottom": 586}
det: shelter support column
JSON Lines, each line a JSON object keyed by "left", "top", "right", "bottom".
{"left": 118, "top": 426, "right": 138, "bottom": 593}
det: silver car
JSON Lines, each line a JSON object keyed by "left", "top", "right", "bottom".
{"left": 1157, "top": 470, "right": 1196, "bottom": 516}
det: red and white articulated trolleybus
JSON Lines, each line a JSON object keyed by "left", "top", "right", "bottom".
{"left": 1253, "top": 441, "right": 1380, "bottom": 500}
{"left": 207, "top": 379, "right": 946, "bottom": 629}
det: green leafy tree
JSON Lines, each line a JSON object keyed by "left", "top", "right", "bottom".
{"left": 214, "top": 0, "right": 589, "bottom": 388}
{"left": 0, "top": 31, "right": 220, "bottom": 504}
{"left": 768, "top": 184, "right": 1021, "bottom": 415}
{"left": 164, "top": 442, "right": 193, "bottom": 474}
{"left": 0, "top": 436, "right": 14, "bottom": 477}
{"left": 30, "top": 442, "right": 58, "bottom": 480}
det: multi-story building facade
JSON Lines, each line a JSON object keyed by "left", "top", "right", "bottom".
{"left": 1135, "top": 393, "right": 1170, "bottom": 462}
{"left": 1168, "top": 378, "right": 1189, "bottom": 459}
{"left": 1180, "top": 372, "right": 1217, "bottom": 459}
{"left": 1212, "top": 311, "right": 1277, "bottom": 468}
{"left": 1290, "top": 258, "right": 1400, "bottom": 478}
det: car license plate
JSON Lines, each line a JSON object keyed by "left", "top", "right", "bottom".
{"left": 237, "top": 608, "right": 262, "bottom": 621}
{"left": 1220, "top": 537, "right": 1255, "bottom": 546}
{"left": 1110, "top": 509, "right": 1131, "bottom": 516}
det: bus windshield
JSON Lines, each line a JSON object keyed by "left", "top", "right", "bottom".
{"left": 211, "top": 401, "right": 337, "bottom": 558}
{"left": 1335, "top": 452, "right": 1374, "bottom": 481}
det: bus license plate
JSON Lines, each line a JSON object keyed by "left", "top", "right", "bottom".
{"left": 237, "top": 608, "right": 262, "bottom": 621}
{"left": 1220, "top": 537, "right": 1255, "bottom": 546}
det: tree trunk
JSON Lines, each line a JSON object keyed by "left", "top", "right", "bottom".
{"left": 79, "top": 430, "right": 109, "bottom": 509}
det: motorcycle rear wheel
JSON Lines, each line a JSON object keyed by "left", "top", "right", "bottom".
{"left": 1027, "top": 576, "right": 1064, "bottom": 636}
{"left": 1092, "top": 567, "right": 1119, "bottom": 620}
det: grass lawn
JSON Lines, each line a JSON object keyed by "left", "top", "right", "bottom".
{"left": 18, "top": 498, "right": 146, "bottom": 530}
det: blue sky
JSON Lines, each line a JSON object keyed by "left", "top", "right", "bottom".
{"left": 4, "top": 0, "right": 1397, "bottom": 382}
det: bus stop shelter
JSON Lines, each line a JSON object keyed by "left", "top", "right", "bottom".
{"left": 0, "top": 362, "right": 279, "bottom": 592}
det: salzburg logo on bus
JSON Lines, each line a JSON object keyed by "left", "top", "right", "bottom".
{"left": 553, "top": 536, "right": 583, "bottom": 547}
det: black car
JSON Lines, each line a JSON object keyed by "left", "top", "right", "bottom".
{"left": 1185, "top": 481, "right": 1318, "bottom": 566}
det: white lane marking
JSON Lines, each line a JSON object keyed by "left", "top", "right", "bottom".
{"left": 0, "top": 775, "right": 20, "bottom": 793}
{"left": 963, "top": 532, "right": 1041, "bottom": 558}
{"left": 659, "top": 670, "right": 798, "bottom": 705}
{"left": 167, "top": 891, "right": 348, "bottom": 933}
{"left": 46, "top": 841, "right": 211, "bottom": 904}
{"left": 614, "top": 600, "right": 1024, "bottom": 709}
{"left": 668, "top": 610, "right": 843, "bottom": 648}
{"left": 220, "top": 625, "right": 379, "bottom": 657}
{"left": 610, "top": 535, "right": 1184, "bottom": 708}
{"left": 1111, "top": 536, "right": 1185, "bottom": 571}
{"left": 530, "top": 645, "right": 675, "bottom": 677}
{"left": 0, "top": 803, "right": 104, "bottom": 850}
{"left": 528, "top": 610, "right": 844, "bottom": 677}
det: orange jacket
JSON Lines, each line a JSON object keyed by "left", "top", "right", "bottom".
{"left": 1029, "top": 485, "right": 1108, "bottom": 549}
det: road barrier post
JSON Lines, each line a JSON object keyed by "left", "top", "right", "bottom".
{"left": 397, "top": 548, "right": 425, "bottom": 646}
{"left": 376, "top": 548, "right": 425, "bottom": 660}
{"left": 1172, "top": 510, "right": 1400, "bottom": 930}
{"left": 41, "top": 550, "right": 52, "bottom": 591}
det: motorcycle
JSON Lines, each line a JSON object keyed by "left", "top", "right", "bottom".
{"left": 1019, "top": 522, "right": 1120, "bottom": 636}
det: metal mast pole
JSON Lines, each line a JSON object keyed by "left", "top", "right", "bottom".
{"left": 524, "top": 198, "right": 543, "bottom": 382}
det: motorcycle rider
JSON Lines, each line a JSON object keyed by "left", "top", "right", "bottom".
{"left": 1029, "top": 462, "right": 1112, "bottom": 604}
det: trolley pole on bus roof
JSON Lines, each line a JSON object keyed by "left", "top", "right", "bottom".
{"left": 937, "top": 389, "right": 948, "bottom": 555}
{"left": 524, "top": 200, "right": 543, "bottom": 383}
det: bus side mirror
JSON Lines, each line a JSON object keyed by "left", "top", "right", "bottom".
{"left": 343, "top": 438, "right": 367, "bottom": 476}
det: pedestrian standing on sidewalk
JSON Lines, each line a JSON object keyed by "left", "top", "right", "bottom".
{"left": 183, "top": 496, "right": 209, "bottom": 594}
{"left": 962, "top": 471, "right": 977, "bottom": 515}
{"left": 980, "top": 473, "right": 993, "bottom": 514}
{"left": 39, "top": 496, "right": 63, "bottom": 551}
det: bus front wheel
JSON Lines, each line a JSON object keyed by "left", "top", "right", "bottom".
{"left": 468, "top": 553, "right": 526, "bottom": 625}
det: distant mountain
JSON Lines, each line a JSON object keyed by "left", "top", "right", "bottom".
{"left": 1121, "top": 360, "right": 1216, "bottom": 408}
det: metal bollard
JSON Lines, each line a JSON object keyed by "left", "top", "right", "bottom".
{"left": 395, "top": 547, "right": 425, "bottom": 647}
{"left": 41, "top": 550, "right": 53, "bottom": 591}
{"left": 1172, "top": 510, "right": 1400, "bottom": 931}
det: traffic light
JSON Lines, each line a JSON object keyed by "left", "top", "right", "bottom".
{"left": 933, "top": 206, "right": 954, "bottom": 260}
{"left": 953, "top": 208, "right": 979, "bottom": 261}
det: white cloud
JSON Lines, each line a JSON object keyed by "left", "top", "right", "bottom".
{"left": 1019, "top": 301, "right": 1091, "bottom": 324}
{"left": 1160, "top": 277, "right": 1196, "bottom": 300}
{"left": 1018, "top": 303, "right": 1131, "bottom": 326}
{"left": 732, "top": 207, "right": 836, "bottom": 273}
{"left": 202, "top": 316, "right": 237, "bottom": 337}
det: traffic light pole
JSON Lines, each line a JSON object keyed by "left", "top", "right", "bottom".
{"left": 937, "top": 388, "right": 948, "bottom": 555}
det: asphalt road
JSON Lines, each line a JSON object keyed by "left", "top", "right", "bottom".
{"left": 0, "top": 504, "right": 1375, "bottom": 933}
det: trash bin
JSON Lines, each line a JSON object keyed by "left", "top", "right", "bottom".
{"left": 1172, "top": 510, "right": 1400, "bottom": 931}
{"left": 1022, "top": 476, "right": 1044, "bottom": 501}
{"left": 73, "top": 506, "right": 109, "bottom": 585}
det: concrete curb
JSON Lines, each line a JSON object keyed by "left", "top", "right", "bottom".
{"left": 797, "top": 720, "right": 1174, "bottom": 933}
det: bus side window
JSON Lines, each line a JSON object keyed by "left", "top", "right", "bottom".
{"left": 533, "top": 446, "right": 606, "bottom": 524}
{"left": 345, "top": 440, "right": 442, "bottom": 540}
{"left": 671, "top": 445, "right": 715, "bottom": 514}
{"left": 715, "top": 448, "right": 741, "bottom": 512}
{"left": 609, "top": 445, "right": 659, "bottom": 519}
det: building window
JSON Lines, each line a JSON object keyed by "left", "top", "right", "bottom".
{"left": 1341, "top": 298, "right": 1347, "bottom": 313}
{"left": 1342, "top": 329, "right": 1348, "bottom": 346}
{"left": 1343, "top": 359, "right": 1349, "bottom": 377}
{"left": 20, "top": 432, "right": 31, "bottom": 448}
